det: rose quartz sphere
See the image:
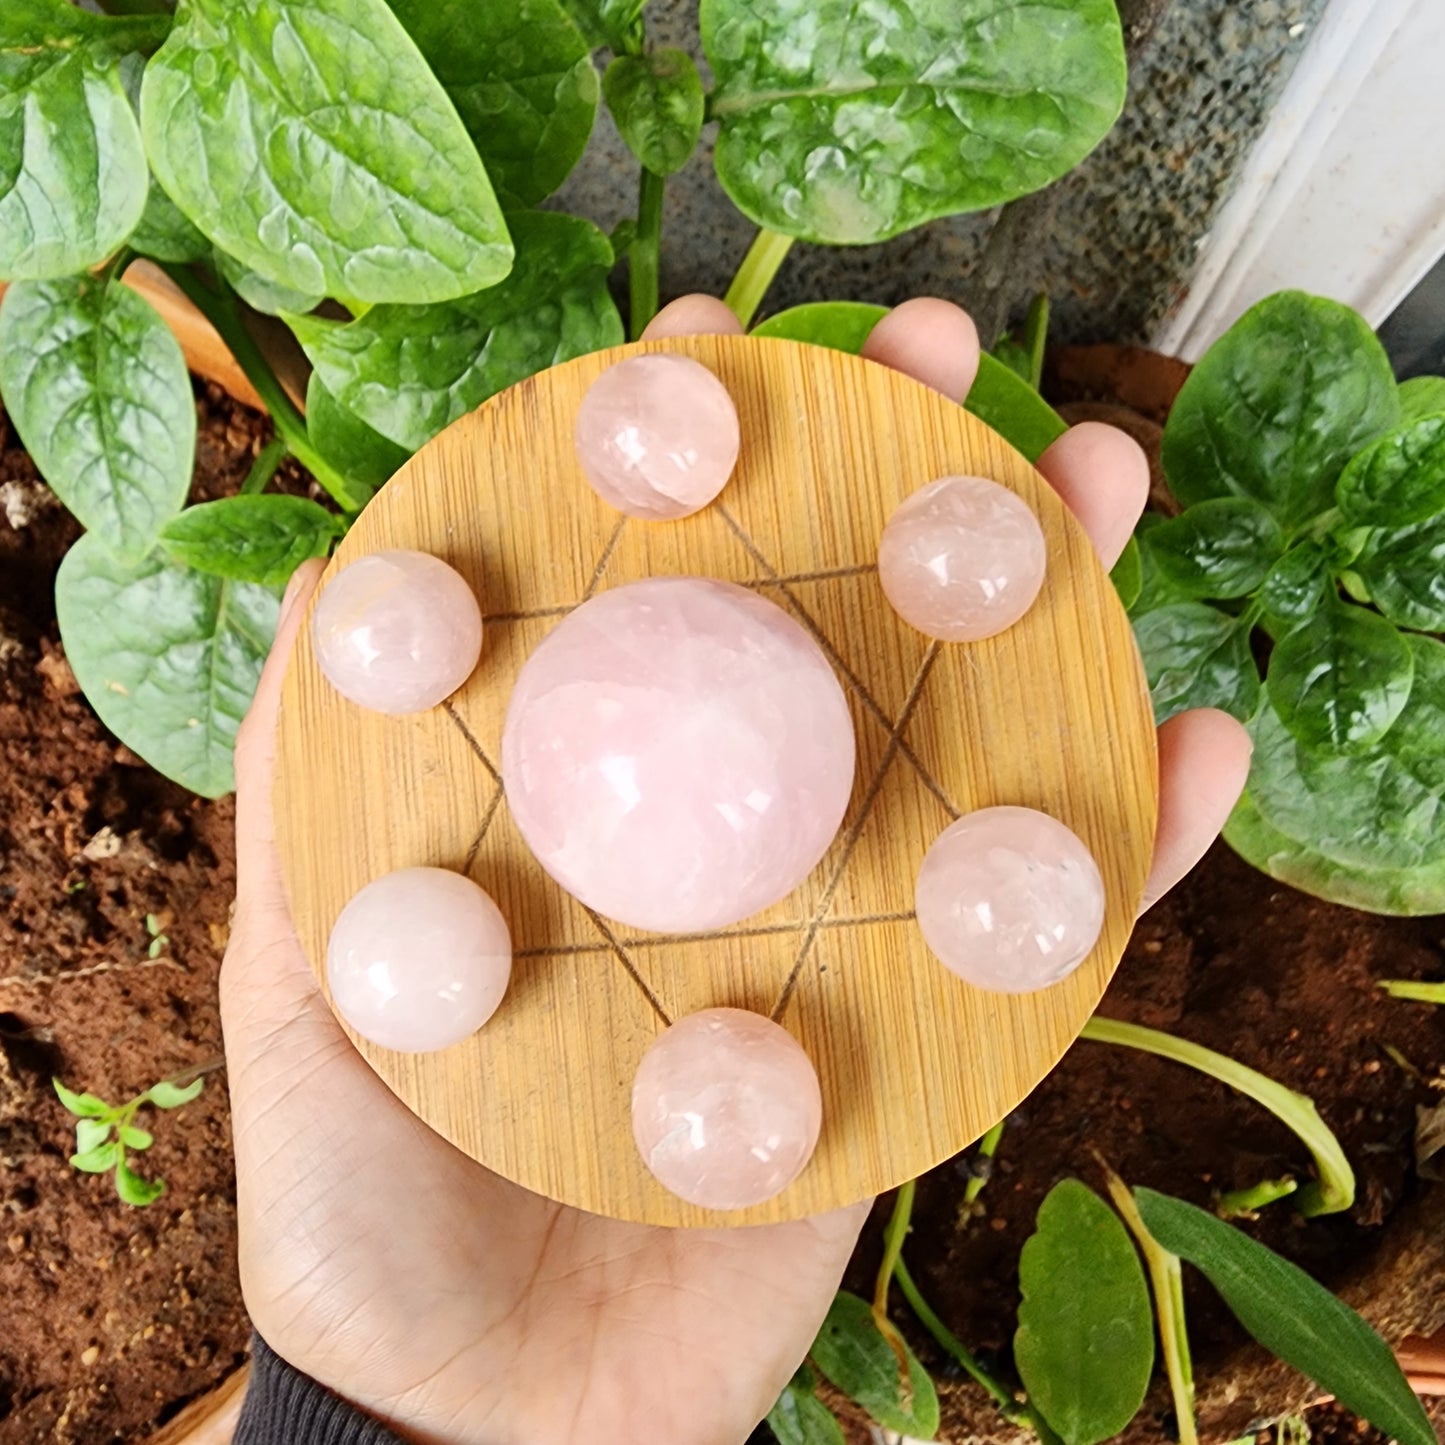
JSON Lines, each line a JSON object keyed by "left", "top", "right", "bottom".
{"left": 915, "top": 806, "right": 1105, "bottom": 993}
{"left": 878, "top": 476, "right": 1047, "bottom": 641}
{"left": 313, "top": 550, "right": 483, "bottom": 714}
{"left": 501, "top": 577, "right": 856, "bottom": 933}
{"left": 631, "top": 1008, "right": 823, "bottom": 1209}
{"left": 574, "top": 354, "right": 740, "bottom": 520}
{"left": 326, "top": 867, "right": 512, "bottom": 1052}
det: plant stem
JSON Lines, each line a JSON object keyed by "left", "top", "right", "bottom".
{"left": 240, "top": 438, "right": 288, "bottom": 497}
{"left": 965, "top": 1119, "right": 1006, "bottom": 1208}
{"left": 724, "top": 228, "right": 795, "bottom": 329}
{"left": 1019, "top": 293, "right": 1050, "bottom": 391}
{"left": 872, "top": 1182, "right": 917, "bottom": 1386}
{"left": 1379, "top": 979, "right": 1445, "bottom": 1005}
{"left": 1103, "top": 1166, "right": 1198, "bottom": 1445}
{"left": 1216, "top": 1176, "right": 1299, "bottom": 1219}
{"left": 1080, "top": 1017, "right": 1355, "bottom": 1216}
{"left": 630, "top": 168, "right": 665, "bottom": 341}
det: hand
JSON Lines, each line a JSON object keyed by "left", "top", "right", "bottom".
{"left": 222, "top": 296, "right": 1251, "bottom": 1445}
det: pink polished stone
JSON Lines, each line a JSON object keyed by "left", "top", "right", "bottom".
{"left": 501, "top": 577, "right": 856, "bottom": 932}
{"left": 916, "top": 807, "right": 1106, "bottom": 993}
{"left": 313, "top": 550, "right": 483, "bottom": 714}
{"left": 574, "top": 354, "right": 740, "bottom": 520}
{"left": 878, "top": 476, "right": 1047, "bottom": 641}
{"left": 326, "top": 867, "right": 512, "bottom": 1052}
{"left": 632, "top": 1008, "right": 823, "bottom": 1209}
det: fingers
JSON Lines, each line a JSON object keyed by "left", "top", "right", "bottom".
{"left": 1143, "top": 708, "right": 1253, "bottom": 913}
{"left": 642, "top": 294, "right": 743, "bottom": 340}
{"left": 1037, "top": 422, "right": 1150, "bottom": 570}
{"left": 860, "top": 297, "right": 980, "bottom": 403}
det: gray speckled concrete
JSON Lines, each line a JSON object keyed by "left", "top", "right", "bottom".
{"left": 553, "top": 0, "right": 1332, "bottom": 345}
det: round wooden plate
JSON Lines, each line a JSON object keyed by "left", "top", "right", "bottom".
{"left": 274, "top": 335, "right": 1158, "bottom": 1227}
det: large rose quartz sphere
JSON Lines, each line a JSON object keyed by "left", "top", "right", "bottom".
{"left": 915, "top": 806, "right": 1105, "bottom": 993}
{"left": 501, "top": 577, "right": 856, "bottom": 932}
{"left": 878, "top": 476, "right": 1047, "bottom": 641}
{"left": 574, "top": 354, "right": 740, "bottom": 520}
{"left": 326, "top": 867, "right": 512, "bottom": 1052}
{"left": 313, "top": 550, "right": 483, "bottom": 714}
{"left": 631, "top": 1008, "right": 823, "bottom": 1209}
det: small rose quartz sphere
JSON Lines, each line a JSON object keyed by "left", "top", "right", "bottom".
{"left": 326, "top": 867, "right": 512, "bottom": 1052}
{"left": 878, "top": 476, "right": 1047, "bottom": 641}
{"left": 574, "top": 354, "right": 741, "bottom": 520}
{"left": 501, "top": 577, "right": 856, "bottom": 933}
{"left": 312, "top": 550, "right": 483, "bottom": 714}
{"left": 915, "top": 806, "right": 1105, "bottom": 993}
{"left": 631, "top": 1008, "right": 823, "bottom": 1209}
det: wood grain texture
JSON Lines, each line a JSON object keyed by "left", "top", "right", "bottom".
{"left": 273, "top": 335, "right": 1158, "bottom": 1227}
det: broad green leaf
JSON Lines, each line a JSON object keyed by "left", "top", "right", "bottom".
{"left": 604, "top": 49, "right": 704, "bottom": 177}
{"left": 141, "top": 0, "right": 512, "bottom": 306}
{"left": 1266, "top": 604, "right": 1413, "bottom": 752}
{"left": 71, "top": 1141, "right": 120, "bottom": 1173}
{"left": 1162, "top": 292, "right": 1400, "bottom": 531}
{"left": 146, "top": 1077, "right": 205, "bottom": 1108}
{"left": 387, "top": 0, "right": 597, "bottom": 207}
{"left": 56, "top": 536, "right": 279, "bottom": 798}
{"left": 1141, "top": 498, "right": 1284, "bottom": 599}
{"left": 1135, "top": 1189, "right": 1437, "bottom": 1445}
{"left": 291, "top": 211, "right": 623, "bottom": 451}
{"left": 162, "top": 496, "right": 342, "bottom": 586}
{"left": 130, "top": 179, "right": 209, "bottom": 263}
{"left": 704, "top": 0, "right": 1126, "bottom": 245}
{"left": 752, "top": 302, "right": 887, "bottom": 354}
{"left": 0, "top": 2, "right": 166, "bottom": 279}
{"left": 1247, "top": 638, "right": 1445, "bottom": 872}
{"left": 1014, "top": 1179, "right": 1154, "bottom": 1445}
{"left": 1133, "top": 603, "right": 1261, "bottom": 726}
{"left": 1398, "top": 375, "right": 1445, "bottom": 425}
{"left": 75, "top": 1118, "right": 113, "bottom": 1153}
{"left": 559, "top": 0, "right": 644, "bottom": 53}
{"left": 115, "top": 1158, "right": 165, "bottom": 1206}
{"left": 1336, "top": 415, "right": 1445, "bottom": 527}
{"left": 1355, "top": 513, "right": 1445, "bottom": 633}
{"left": 1110, "top": 536, "right": 1142, "bottom": 611}
{"left": 215, "top": 248, "right": 323, "bottom": 319}
{"left": 767, "top": 1365, "right": 847, "bottom": 1445}
{"left": 306, "top": 373, "right": 409, "bottom": 505}
{"left": 810, "top": 1291, "right": 939, "bottom": 1439}
{"left": 1225, "top": 790, "right": 1445, "bottom": 916}
{"left": 119, "top": 1126, "right": 154, "bottom": 1150}
{"left": 965, "top": 352, "right": 1069, "bottom": 465}
{"left": 1129, "top": 521, "right": 1195, "bottom": 617}
{"left": 53, "top": 1079, "right": 110, "bottom": 1117}
{"left": 1260, "top": 542, "right": 1330, "bottom": 626}
{"left": 0, "top": 274, "right": 194, "bottom": 558}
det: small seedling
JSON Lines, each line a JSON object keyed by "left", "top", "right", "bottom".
{"left": 144, "top": 912, "right": 169, "bottom": 959}
{"left": 52, "top": 1074, "right": 204, "bottom": 1207}
{"left": 1378, "top": 979, "right": 1445, "bottom": 1005}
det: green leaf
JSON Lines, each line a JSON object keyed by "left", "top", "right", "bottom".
{"left": 1132, "top": 603, "right": 1261, "bottom": 726}
{"left": 1014, "top": 1179, "right": 1154, "bottom": 1445}
{"left": 1398, "top": 375, "right": 1445, "bottom": 425}
{"left": 1260, "top": 542, "right": 1330, "bottom": 626}
{"left": 991, "top": 293, "right": 1050, "bottom": 391}
{"left": 767, "top": 1365, "right": 847, "bottom": 1445}
{"left": 71, "top": 1141, "right": 121, "bottom": 1173}
{"left": 753, "top": 301, "right": 888, "bottom": 354}
{"left": 1266, "top": 603, "right": 1413, "bottom": 752}
{"left": 387, "top": 0, "right": 597, "bottom": 208}
{"left": 1162, "top": 292, "right": 1400, "bottom": 532}
{"left": 130, "top": 179, "right": 209, "bottom": 263}
{"left": 291, "top": 211, "right": 624, "bottom": 451}
{"left": 162, "top": 496, "right": 342, "bottom": 586}
{"left": 1336, "top": 415, "right": 1445, "bottom": 527}
{"left": 1141, "top": 498, "right": 1284, "bottom": 600}
{"left": 1110, "top": 536, "right": 1143, "bottom": 611}
{"left": 306, "top": 374, "right": 409, "bottom": 505}
{"left": 1355, "top": 513, "right": 1445, "bottom": 633}
{"left": 0, "top": 1, "right": 166, "bottom": 279}
{"left": 75, "top": 1118, "right": 113, "bottom": 1153}
{"left": 214, "top": 248, "right": 323, "bottom": 319}
{"left": 53, "top": 1079, "right": 111, "bottom": 1117}
{"left": 703, "top": 0, "right": 1126, "bottom": 245}
{"left": 559, "top": 0, "right": 644, "bottom": 53}
{"left": 0, "top": 274, "right": 194, "bottom": 559}
{"left": 1135, "top": 1189, "right": 1437, "bottom": 1445}
{"left": 1247, "top": 637, "right": 1445, "bottom": 873}
{"left": 140, "top": 0, "right": 513, "bottom": 306}
{"left": 145, "top": 1077, "right": 205, "bottom": 1108}
{"left": 810, "top": 1291, "right": 940, "bottom": 1439}
{"left": 115, "top": 1158, "right": 165, "bottom": 1206}
{"left": 603, "top": 49, "right": 704, "bottom": 177}
{"left": 56, "top": 536, "right": 279, "bottom": 798}
{"left": 119, "top": 1125, "right": 154, "bottom": 1150}
{"left": 965, "top": 352, "right": 1069, "bottom": 465}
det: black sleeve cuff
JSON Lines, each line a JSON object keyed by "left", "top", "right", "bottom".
{"left": 235, "top": 1334, "right": 405, "bottom": 1445}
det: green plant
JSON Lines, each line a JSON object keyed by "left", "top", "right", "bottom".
{"left": 53, "top": 1072, "right": 205, "bottom": 1206}
{"left": 0, "top": 0, "right": 1126, "bottom": 797}
{"left": 1124, "top": 290, "right": 1445, "bottom": 914}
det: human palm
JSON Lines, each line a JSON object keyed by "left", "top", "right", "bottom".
{"left": 222, "top": 296, "right": 1251, "bottom": 1445}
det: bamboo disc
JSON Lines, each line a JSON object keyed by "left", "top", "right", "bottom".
{"left": 274, "top": 335, "right": 1158, "bottom": 1227}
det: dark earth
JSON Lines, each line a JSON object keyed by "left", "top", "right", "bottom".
{"left": 0, "top": 373, "right": 1442, "bottom": 1444}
